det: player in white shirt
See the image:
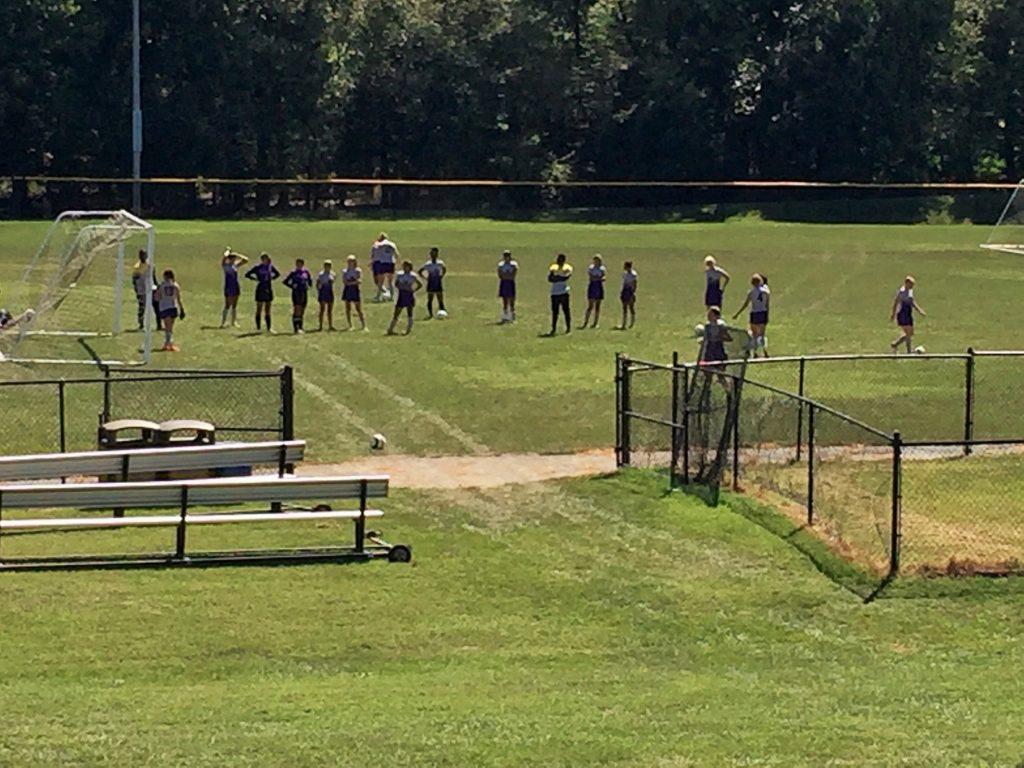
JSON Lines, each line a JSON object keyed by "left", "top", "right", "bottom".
{"left": 704, "top": 255, "right": 731, "bottom": 310}
{"left": 370, "top": 232, "right": 399, "bottom": 302}
{"left": 418, "top": 247, "right": 447, "bottom": 318}
{"left": 156, "top": 269, "right": 186, "bottom": 352}
{"left": 890, "top": 275, "right": 926, "bottom": 353}
{"left": 616, "top": 261, "right": 638, "bottom": 330}
{"left": 580, "top": 254, "right": 607, "bottom": 329}
{"left": 497, "top": 250, "right": 518, "bottom": 323}
{"left": 387, "top": 261, "right": 423, "bottom": 336}
{"left": 341, "top": 255, "right": 366, "bottom": 331}
{"left": 732, "top": 273, "right": 771, "bottom": 357}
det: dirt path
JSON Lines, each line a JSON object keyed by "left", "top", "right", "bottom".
{"left": 302, "top": 449, "right": 616, "bottom": 489}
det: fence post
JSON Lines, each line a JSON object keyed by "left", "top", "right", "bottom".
{"left": 280, "top": 366, "right": 295, "bottom": 442}
{"left": 795, "top": 356, "right": 806, "bottom": 462}
{"left": 621, "top": 358, "right": 632, "bottom": 466}
{"left": 681, "top": 366, "right": 690, "bottom": 485}
{"left": 890, "top": 431, "right": 902, "bottom": 575}
{"left": 57, "top": 381, "right": 67, "bottom": 455}
{"left": 101, "top": 365, "right": 112, "bottom": 424}
{"left": 807, "top": 405, "right": 815, "bottom": 526}
{"left": 964, "top": 348, "right": 975, "bottom": 457}
{"left": 670, "top": 351, "right": 680, "bottom": 487}
{"left": 615, "top": 353, "right": 623, "bottom": 467}
{"left": 732, "top": 397, "right": 740, "bottom": 491}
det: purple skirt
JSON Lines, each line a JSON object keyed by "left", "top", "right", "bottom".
{"left": 397, "top": 289, "right": 415, "bottom": 309}
{"left": 587, "top": 281, "right": 604, "bottom": 301}
{"left": 318, "top": 286, "right": 334, "bottom": 303}
{"left": 342, "top": 285, "right": 360, "bottom": 303}
{"left": 620, "top": 287, "right": 635, "bottom": 303}
{"left": 498, "top": 280, "right": 516, "bottom": 298}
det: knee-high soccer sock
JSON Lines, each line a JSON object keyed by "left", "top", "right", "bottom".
{"left": 222, "top": 307, "right": 229, "bottom": 326}
{"left": 406, "top": 313, "right": 413, "bottom": 333}
{"left": 550, "top": 306, "right": 558, "bottom": 334}
{"left": 427, "top": 295, "right": 434, "bottom": 317}
{"left": 438, "top": 295, "right": 446, "bottom": 312}
{"left": 230, "top": 306, "right": 237, "bottom": 325}
{"left": 292, "top": 314, "right": 300, "bottom": 333}
{"left": 256, "top": 311, "right": 262, "bottom": 330}
{"left": 264, "top": 310, "right": 272, "bottom": 331}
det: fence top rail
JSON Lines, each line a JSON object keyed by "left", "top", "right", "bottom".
{"left": 970, "top": 350, "right": 1024, "bottom": 357}
{"left": 736, "top": 352, "right": 972, "bottom": 364}
{"left": 0, "top": 369, "right": 284, "bottom": 388}
{"left": 900, "top": 438, "right": 1024, "bottom": 448}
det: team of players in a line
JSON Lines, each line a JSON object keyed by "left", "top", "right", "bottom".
{"left": 126, "top": 232, "right": 925, "bottom": 358}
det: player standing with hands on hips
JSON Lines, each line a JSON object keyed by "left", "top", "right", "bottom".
{"left": 418, "top": 247, "right": 447, "bottom": 318}
{"left": 891, "top": 275, "right": 926, "bottom": 353}
{"left": 387, "top": 261, "right": 423, "bottom": 336}
{"left": 547, "top": 253, "right": 573, "bottom": 335}
{"left": 704, "top": 255, "right": 731, "bottom": 310}
{"left": 283, "top": 258, "right": 313, "bottom": 334}
{"left": 245, "top": 253, "right": 280, "bottom": 333}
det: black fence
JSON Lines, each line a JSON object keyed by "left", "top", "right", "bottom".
{"left": 0, "top": 366, "right": 294, "bottom": 455}
{"left": 615, "top": 353, "right": 1024, "bottom": 591}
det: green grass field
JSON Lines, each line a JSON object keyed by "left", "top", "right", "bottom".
{"left": 2, "top": 218, "right": 1023, "bottom": 459}
{"left": 2, "top": 472, "right": 1024, "bottom": 766}
{"left": 2, "top": 218, "right": 1024, "bottom": 764}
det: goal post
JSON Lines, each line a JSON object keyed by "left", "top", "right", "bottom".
{"left": 982, "top": 179, "right": 1024, "bottom": 256}
{"left": 1, "top": 210, "right": 156, "bottom": 366}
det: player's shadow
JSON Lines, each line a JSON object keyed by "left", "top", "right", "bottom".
{"left": 235, "top": 331, "right": 265, "bottom": 339}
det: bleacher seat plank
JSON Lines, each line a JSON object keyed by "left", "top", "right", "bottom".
{"left": 0, "top": 509, "right": 384, "bottom": 532}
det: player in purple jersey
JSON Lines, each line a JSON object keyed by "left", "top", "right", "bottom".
{"left": 283, "top": 258, "right": 313, "bottom": 334}
{"left": 341, "top": 255, "right": 366, "bottom": 331}
{"left": 220, "top": 248, "right": 249, "bottom": 328}
{"left": 316, "top": 260, "right": 336, "bottom": 332}
{"left": 245, "top": 253, "right": 280, "bottom": 333}
{"left": 156, "top": 269, "right": 186, "bottom": 352}
{"left": 580, "top": 254, "right": 606, "bottom": 329}
{"left": 890, "top": 275, "right": 926, "bottom": 353}
{"left": 387, "top": 261, "right": 423, "bottom": 335}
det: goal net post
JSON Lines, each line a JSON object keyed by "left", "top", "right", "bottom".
{"left": 982, "top": 180, "right": 1024, "bottom": 255}
{"left": 2, "top": 210, "right": 156, "bottom": 366}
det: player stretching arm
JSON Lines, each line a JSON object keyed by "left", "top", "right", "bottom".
{"left": 220, "top": 248, "right": 249, "bottom": 328}
{"left": 704, "top": 255, "right": 731, "bottom": 310}
{"left": 733, "top": 273, "right": 771, "bottom": 357}
{"left": 387, "top": 261, "right": 423, "bottom": 335}
{"left": 418, "top": 247, "right": 447, "bottom": 318}
{"left": 341, "top": 255, "right": 366, "bottom": 331}
{"left": 245, "top": 253, "right": 280, "bottom": 333}
{"left": 497, "top": 250, "right": 518, "bottom": 323}
{"left": 581, "top": 254, "right": 606, "bottom": 329}
{"left": 616, "top": 261, "right": 638, "bottom": 330}
{"left": 157, "top": 269, "right": 185, "bottom": 352}
{"left": 316, "top": 260, "right": 336, "bottom": 332}
{"left": 283, "top": 258, "right": 313, "bottom": 334}
{"left": 890, "top": 275, "right": 926, "bottom": 354}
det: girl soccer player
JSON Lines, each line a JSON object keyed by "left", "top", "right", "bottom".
{"left": 581, "top": 254, "right": 606, "bottom": 329}
{"left": 387, "top": 261, "right": 423, "bottom": 335}
{"left": 370, "top": 232, "right": 399, "bottom": 301}
{"left": 497, "top": 250, "right": 518, "bottom": 323}
{"left": 733, "top": 273, "right": 771, "bottom": 357}
{"left": 245, "top": 253, "right": 280, "bottom": 333}
{"left": 316, "top": 260, "right": 336, "bottom": 331}
{"left": 220, "top": 248, "right": 249, "bottom": 328}
{"left": 283, "top": 258, "right": 313, "bottom": 334}
{"left": 700, "top": 306, "right": 732, "bottom": 365}
{"left": 156, "top": 269, "right": 185, "bottom": 352}
{"left": 418, "top": 247, "right": 447, "bottom": 318}
{"left": 704, "top": 255, "right": 731, "bottom": 310}
{"left": 342, "top": 255, "right": 366, "bottom": 331}
{"left": 616, "top": 261, "right": 638, "bottom": 330}
{"left": 547, "top": 253, "right": 573, "bottom": 335}
{"left": 890, "top": 275, "right": 926, "bottom": 353}
{"left": 131, "top": 250, "right": 153, "bottom": 330}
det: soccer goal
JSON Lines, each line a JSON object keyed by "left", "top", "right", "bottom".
{"left": 1, "top": 210, "right": 156, "bottom": 366}
{"left": 982, "top": 179, "right": 1024, "bottom": 255}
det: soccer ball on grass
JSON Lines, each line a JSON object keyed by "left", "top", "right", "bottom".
{"left": 436, "top": 309, "right": 448, "bottom": 319}
{"left": 370, "top": 433, "right": 387, "bottom": 451}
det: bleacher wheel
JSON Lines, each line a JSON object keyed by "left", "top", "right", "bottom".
{"left": 388, "top": 544, "right": 412, "bottom": 563}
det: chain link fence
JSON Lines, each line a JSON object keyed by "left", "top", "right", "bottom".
{"left": 616, "top": 352, "right": 1024, "bottom": 591}
{"left": 0, "top": 366, "right": 293, "bottom": 455}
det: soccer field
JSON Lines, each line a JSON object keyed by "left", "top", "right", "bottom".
{"left": 0, "top": 219, "right": 1016, "bottom": 460}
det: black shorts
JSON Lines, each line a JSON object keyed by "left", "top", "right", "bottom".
{"left": 551, "top": 294, "right": 570, "bottom": 313}
{"left": 750, "top": 310, "right": 768, "bottom": 325}
{"left": 255, "top": 285, "right": 274, "bottom": 303}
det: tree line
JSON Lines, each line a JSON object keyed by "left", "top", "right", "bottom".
{"left": 3, "top": 0, "right": 1023, "bottom": 184}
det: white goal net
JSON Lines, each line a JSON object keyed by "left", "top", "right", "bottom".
{"left": 983, "top": 180, "right": 1024, "bottom": 255}
{"left": 1, "top": 210, "right": 156, "bottom": 365}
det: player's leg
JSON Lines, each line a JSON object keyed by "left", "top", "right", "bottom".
{"left": 549, "top": 295, "right": 559, "bottom": 335}
{"left": 427, "top": 291, "right": 435, "bottom": 318}
{"left": 387, "top": 304, "right": 400, "bottom": 335}
{"left": 255, "top": 300, "right": 263, "bottom": 330}
{"left": 592, "top": 298, "right": 602, "bottom": 328}
{"left": 405, "top": 305, "right": 414, "bottom": 334}
{"left": 562, "top": 295, "right": 571, "bottom": 333}
{"left": 437, "top": 290, "right": 446, "bottom": 313}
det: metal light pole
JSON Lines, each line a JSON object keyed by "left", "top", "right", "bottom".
{"left": 132, "top": 0, "right": 143, "bottom": 212}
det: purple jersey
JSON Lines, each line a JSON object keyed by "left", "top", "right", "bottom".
{"left": 245, "top": 262, "right": 280, "bottom": 287}
{"left": 284, "top": 268, "right": 313, "bottom": 292}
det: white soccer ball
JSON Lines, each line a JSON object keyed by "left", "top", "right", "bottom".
{"left": 694, "top": 323, "right": 706, "bottom": 338}
{"left": 24, "top": 308, "right": 35, "bottom": 321}
{"left": 435, "top": 309, "right": 448, "bottom": 319}
{"left": 914, "top": 345, "right": 926, "bottom": 355}
{"left": 370, "top": 433, "right": 387, "bottom": 451}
